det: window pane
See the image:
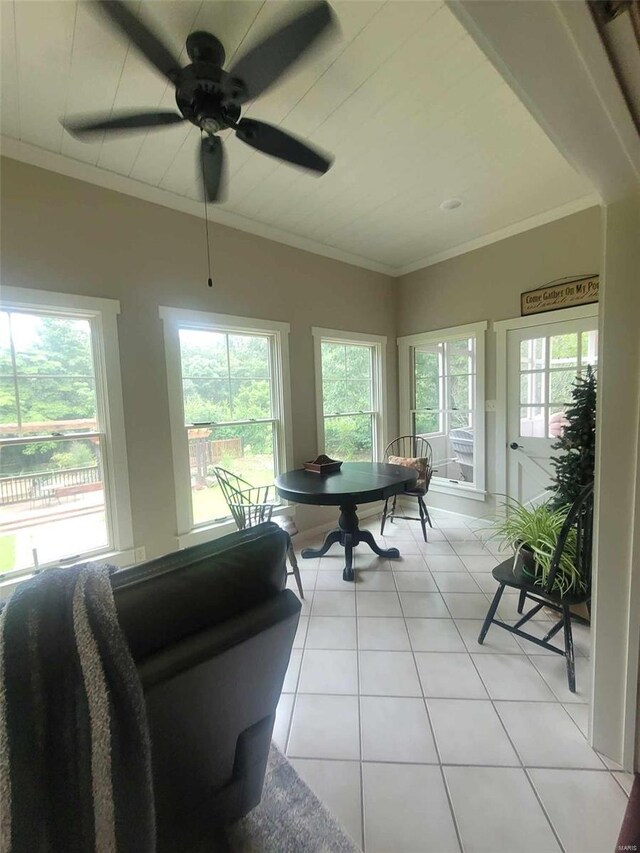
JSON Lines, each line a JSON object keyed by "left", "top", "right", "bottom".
{"left": 449, "top": 411, "right": 473, "bottom": 430}
{"left": 230, "top": 379, "right": 272, "bottom": 419}
{"left": 581, "top": 330, "right": 598, "bottom": 367}
{"left": 321, "top": 342, "right": 346, "bottom": 379}
{"left": 415, "top": 377, "right": 439, "bottom": 411}
{"left": 0, "top": 312, "right": 12, "bottom": 374}
{"left": 414, "top": 347, "right": 440, "bottom": 379}
{"left": 0, "top": 378, "right": 18, "bottom": 437}
{"left": 447, "top": 425, "right": 474, "bottom": 484}
{"left": 346, "top": 380, "right": 372, "bottom": 412}
{"left": 520, "top": 371, "right": 545, "bottom": 405}
{"left": 414, "top": 411, "right": 440, "bottom": 435}
{"left": 322, "top": 379, "right": 348, "bottom": 414}
{"left": 549, "top": 370, "right": 576, "bottom": 404}
{"left": 345, "top": 345, "right": 371, "bottom": 380}
{"left": 17, "top": 377, "right": 97, "bottom": 432}
{"left": 182, "top": 378, "right": 231, "bottom": 423}
{"left": 548, "top": 406, "right": 568, "bottom": 439}
{"left": 0, "top": 438, "right": 108, "bottom": 573}
{"left": 322, "top": 343, "right": 374, "bottom": 417}
{"left": 179, "top": 329, "right": 228, "bottom": 378}
{"left": 520, "top": 406, "right": 546, "bottom": 437}
{"left": 447, "top": 374, "right": 472, "bottom": 411}
{"left": 446, "top": 338, "right": 474, "bottom": 374}
{"left": 228, "top": 334, "right": 270, "bottom": 379}
{"left": 324, "top": 414, "right": 373, "bottom": 462}
{"left": 550, "top": 334, "right": 578, "bottom": 370}
{"left": 188, "top": 423, "right": 276, "bottom": 526}
{"left": 520, "top": 338, "right": 545, "bottom": 371}
{"left": 11, "top": 314, "right": 94, "bottom": 377}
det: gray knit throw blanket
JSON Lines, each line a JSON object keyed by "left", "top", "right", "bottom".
{"left": 0, "top": 564, "right": 155, "bottom": 853}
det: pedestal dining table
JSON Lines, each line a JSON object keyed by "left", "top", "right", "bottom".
{"left": 275, "top": 461, "right": 418, "bottom": 582}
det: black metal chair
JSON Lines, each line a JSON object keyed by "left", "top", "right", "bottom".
{"left": 213, "top": 467, "right": 304, "bottom": 598}
{"left": 380, "top": 435, "right": 434, "bottom": 542}
{"left": 478, "top": 483, "right": 594, "bottom": 692}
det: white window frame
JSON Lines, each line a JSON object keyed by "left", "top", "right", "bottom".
{"left": 160, "top": 306, "right": 293, "bottom": 549}
{"left": 312, "top": 327, "right": 388, "bottom": 463}
{"left": 398, "top": 321, "right": 487, "bottom": 501}
{"left": 0, "top": 286, "right": 135, "bottom": 578}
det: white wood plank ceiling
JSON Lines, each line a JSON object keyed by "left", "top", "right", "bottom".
{"left": 0, "top": 0, "right": 596, "bottom": 273}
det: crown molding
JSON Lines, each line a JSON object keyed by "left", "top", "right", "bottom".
{"left": 0, "top": 136, "right": 396, "bottom": 277}
{"left": 393, "top": 194, "right": 601, "bottom": 277}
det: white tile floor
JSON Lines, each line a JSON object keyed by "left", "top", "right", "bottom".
{"left": 273, "top": 509, "right": 631, "bottom": 853}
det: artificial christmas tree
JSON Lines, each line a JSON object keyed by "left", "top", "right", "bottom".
{"left": 548, "top": 365, "right": 597, "bottom": 508}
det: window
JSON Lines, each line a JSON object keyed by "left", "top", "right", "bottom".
{"left": 313, "top": 328, "right": 387, "bottom": 462}
{"left": 399, "top": 322, "right": 487, "bottom": 497}
{"left": 519, "top": 328, "right": 598, "bottom": 438}
{"left": 160, "top": 307, "right": 292, "bottom": 545}
{"left": 0, "top": 288, "right": 134, "bottom": 577}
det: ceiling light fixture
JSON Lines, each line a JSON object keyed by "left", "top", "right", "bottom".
{"left": 440, "top": 198, "right": 463, "bottom": 211}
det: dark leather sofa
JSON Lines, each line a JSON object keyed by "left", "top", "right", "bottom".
{"left": 111, "top": 522, "right": 301, "bottom": 851}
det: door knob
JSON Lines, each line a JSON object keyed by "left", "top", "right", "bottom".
{"left": 510, "top": 442, "right": 524, "bottom": 450}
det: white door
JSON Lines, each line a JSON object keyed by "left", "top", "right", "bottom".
{"left": 507, "top": 316, "right": 598, "bottom": 505}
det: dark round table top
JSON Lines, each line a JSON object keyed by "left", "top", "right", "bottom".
{"left": 275, "top": 462, "right": 418, "bottom": 507}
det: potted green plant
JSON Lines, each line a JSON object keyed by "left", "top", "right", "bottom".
{"left": 492, "top": 499, "right": 584, "bottom": 596}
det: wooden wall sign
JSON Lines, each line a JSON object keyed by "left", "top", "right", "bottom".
{"left": 521, "top": 275, "right": 599, "bottom": 316}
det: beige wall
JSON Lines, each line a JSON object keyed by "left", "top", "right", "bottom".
{"left": 0, "top": 155, "right": 604, "bottom": 556}
{"left": 397, "top": 206, "right": 602, "bottom": 516}
{"left": 0, "top": 157, "right": 398, "bottom": 559}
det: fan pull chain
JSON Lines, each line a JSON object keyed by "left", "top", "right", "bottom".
{"left": 201, "top": 132, "right": 214, "bottom": 288}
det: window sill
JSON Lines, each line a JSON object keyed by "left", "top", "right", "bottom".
{"left": 428, "top": 481, "right": 487, "bottom": 501}
{"left": 0, "top": 546, "right": 140, "bottom": 599}
{"left": 176, "top": 504, "right": 296, "bottom": 551}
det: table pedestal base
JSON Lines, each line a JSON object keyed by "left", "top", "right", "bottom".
{"left": 301, "top": 503, "right": 399, "bottom": 582}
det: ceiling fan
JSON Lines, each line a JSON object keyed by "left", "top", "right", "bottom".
{"left": 61, "top": 0, "right": 336, "bottom": 202}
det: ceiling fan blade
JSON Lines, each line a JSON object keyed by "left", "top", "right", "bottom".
{"left": 235, "top": 119, "right": 332, "bottom": 174}
{"left": 200, "top": 135, "right": 226, "bottom": 202}
{"left": 225, "top": 1, "right": 336, "bottom": 104}
{"left": 96, "top": 0, "right": 182, "bottom": 83}
{"left": 62, "top": 111, "right": 185, "bottom": 138}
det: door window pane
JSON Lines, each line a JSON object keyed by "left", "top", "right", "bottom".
{"left": 549, "top": 370, "right": 576, "bottom": 404}
{"left": 0, "top": 437, "right": 108, "bottom": 573}
{"left": 550, "top": 334, "right": 578, "bottom": 370}
{"left": 520, "top": 371, "right": 545, "bottom": 405}
{"left": 548, "top": 406, "right": 568, "bottom": 439}
{"left": 520, "top": 406, "right": 546, "bottom": 437}
{"left": 581, "top": 330, "right": 598, "bottom": 367}
{"left": 520, "top": 338, "right": 545, "bottom": 371}
{"left": 324, "top": 414, "right": 373, "bottom": 462}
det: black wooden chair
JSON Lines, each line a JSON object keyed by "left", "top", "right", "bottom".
{"left": 213, "top": 467, "right": 304, "bottom": 598}
{"left": 478, "top": 483, "right": 594, "bottom": 692}
{"left": 380, "top": 435, "right": 434, "bottom": 542}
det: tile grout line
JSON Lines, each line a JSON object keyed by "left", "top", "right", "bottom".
{"left": 391, "top": 535, "right": 465, "bottom": 853}
{"left": 353, "top": 558, "right": 366, "bottom": 853}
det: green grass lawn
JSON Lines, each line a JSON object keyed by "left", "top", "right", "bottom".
{"left": 0, "top": 535, "right": 16, "bottom": 574}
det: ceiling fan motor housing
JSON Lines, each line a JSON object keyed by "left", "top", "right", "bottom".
{"left": 175, "top": 57, "right": 241, "bottom": 133}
